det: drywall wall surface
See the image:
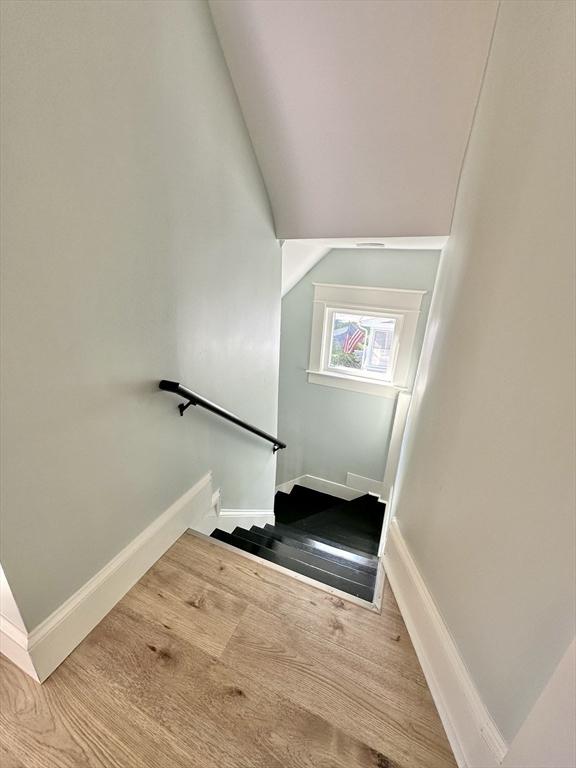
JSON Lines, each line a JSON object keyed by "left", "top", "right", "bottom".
{"left": 502, "top": 636, "right": 575, "bottom": 768}
{"left": 276, "top": 248, "right": 439, "bottom": 486}
{"left": 392, "top": 0, "right": 575, "bottom": 742}
{"left": 0, "top": 0, "right": 280, "bottom": 629}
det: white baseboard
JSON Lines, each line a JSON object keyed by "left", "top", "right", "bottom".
{"left": 0, "top": 472, "right": 213, "bottom": 682}
{"left": 0, "top": 565, "right": 37, "bottom": 679}
{"left": 213, "top": 509, "right": 274, "bottom": 533}
{"left": 275, "top": 475, "right": 303, "bottom": 494}
{"left": 384, "top": 520, "right": 507, "bottom": 768}
{"left": 346, "top": 472, "right": 384, "bottom": 497}
{"left": 371, "top": 557, "right": 387, "bottom": 613}
{"left": 0, "top": 618, "right": 39, "bottom": 681}
{"left": 276, "top": 474, "right": 361, "bottom": 501}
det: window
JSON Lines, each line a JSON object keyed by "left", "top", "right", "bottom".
{"left": 307, "top": 284, "right": 425, "bottom": 397}
{"left": 327, "top": 311, "right": 398, "bottom": 381}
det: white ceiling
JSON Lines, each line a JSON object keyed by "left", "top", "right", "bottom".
{"left": 281, "top": 236, "right": 448, "bottom": 296}
{"left": 209, "top": 0, "right": 497, "bottom": 240}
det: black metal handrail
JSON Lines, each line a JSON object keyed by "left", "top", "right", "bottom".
{"left": 159, "top": 380, "right": 286, "bottom": 453}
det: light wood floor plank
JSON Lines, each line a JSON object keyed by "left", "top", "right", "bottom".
{"left": 0, "top": 653, "right": 196, "bottom": 768}
{"left": 0, "top": 531, "right": 455, "bottom": 768}
{"left": 0, "top": 743, "right": 25, "bottom": 768}
{"left": 221, "top": 605, "right": 456, "bottom": 768}
{"left": 123, "top": 558, "right": 247, "bottom": 658}
{"left": 68, "top": 602, "right": 402, "bottom": 768}
{"left": 167, "top": 532, "right": 421, "bottom": 675}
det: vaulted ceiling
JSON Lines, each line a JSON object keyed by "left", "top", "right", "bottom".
{"left": 209, "top": 0, "right": 497, "bottom": 240}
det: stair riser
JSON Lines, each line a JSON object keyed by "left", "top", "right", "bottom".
{"left": 274, "top": 486, "right": 384, "bottom": 556}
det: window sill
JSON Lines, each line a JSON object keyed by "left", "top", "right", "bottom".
{"left": 306, "top": 369, "right": 407, "bottom": 398}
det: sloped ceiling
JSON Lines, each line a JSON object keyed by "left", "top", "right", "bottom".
{"left": 281, "top": 236, "right": 448, "bottom": 296}
{"left": 209, "top": 0, "right": 497, "bottom": 240}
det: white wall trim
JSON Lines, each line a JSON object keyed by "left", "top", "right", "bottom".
{"left": 275, "top": 475, "right": 306, "bottom": 494}
{"left": 385, "top": 520, "right": 507, "bottom": 768}
{"left": 381, "top": 391, "right": 412, "bottom": 503}
{"left": 191, "top": 505, "right": 275, "bottom": 536}
{"left": 1, "top": 472, "right": 213, "bottom": 682}
{"left": 0, "top": 614, "right": 28, "bottom": 648}
{"left": 371, "top": 557, "right": 387, "bottom": 613}
{"left": 0, "top": 563, "right": 37, "bottom": 679}
{"left": 0, "top": 615, "right": 39, "bottom": 681}
{"left": 209, "top": 509, "right": 274, "bottom": 534}
{"left": 308, "top": 283, "right": 424, "bottom": 395}
{"left": 307, "top": 369, "right": 402, "bottom": 398}
{"left": 219, "top": 508, "right": 274, "bottom": 516}
{"left": 276, "top": 474, "right": 362, "bottom": 501}
{"left": 346, "top": 472, "right": 384, "bottom": 497}
{"left": 312, "top": 283, "right": 428, "bottom": 300}
{"left": 0, "top": 563, "right": 28, "bottom": 633}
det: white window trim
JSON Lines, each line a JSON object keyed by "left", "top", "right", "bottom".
{"left": 307, "top": 283, "right": 425, "bottom": 398}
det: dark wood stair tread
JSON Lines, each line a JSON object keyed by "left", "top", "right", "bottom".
{"left": 286, "top": 495, "right": 384, "bottom": 555}
{"left": 275, "top": 485, "right": 384, "bottom": 555}
{"left": 257, "top": 525, "right": 378, "bottom": 572}
{"left": 265, "top": 522, "right": 379, "bottom": 560}
{"left": 295, "top": 526, "right": 380, "bottom": 556}
{"left": 210, "top": 529, "right": 375, "bottom": 602}
{"left": 233, "top": 527, "right": 375, "bottom": 587}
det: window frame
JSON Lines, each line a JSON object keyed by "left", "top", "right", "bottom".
{"left": 307, "top": 283, "right": 426, "bottom": 398}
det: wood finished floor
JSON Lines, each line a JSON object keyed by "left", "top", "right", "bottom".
{"left": 0, "top": 532, "right": 456, "bottom": 768}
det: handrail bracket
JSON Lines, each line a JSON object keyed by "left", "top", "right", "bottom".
{"left": 159, "top": 379, "right": 286, "bottom": 453}
{"left": 178, "top": 399, "right": 196, "bottom": 416}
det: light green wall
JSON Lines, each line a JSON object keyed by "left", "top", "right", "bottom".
{"left": 0, "top": 0, "right": 281, "bottom": 629}
{"left": 393, "top": 0, "right": 575, "bottom": 742}
{"left": 276, "top": 248, "right": 440, "bottom": 487}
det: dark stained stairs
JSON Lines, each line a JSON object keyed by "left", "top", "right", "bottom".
{"left": 210, "top": 484, "right": 385, "bottom": 602}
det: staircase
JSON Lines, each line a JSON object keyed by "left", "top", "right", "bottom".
{"left": 210, "top": 484, "right": 385, "bottom": 603}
